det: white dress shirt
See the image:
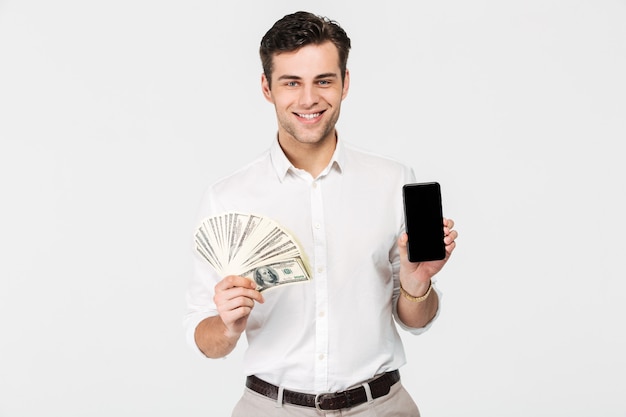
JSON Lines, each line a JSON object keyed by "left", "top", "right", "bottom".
{"left": 184, "top": 137, "right": 441, "bottom": 393}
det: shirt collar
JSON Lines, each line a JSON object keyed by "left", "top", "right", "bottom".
{"left": 270, "top": 134, "right": 346, "bottom": 182}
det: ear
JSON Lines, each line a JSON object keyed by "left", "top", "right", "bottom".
{"left": 341, "top": 69, "right": 350, "bottom": 100}
{"left": 261, "top": 73, "right": 273, "bottom": 103}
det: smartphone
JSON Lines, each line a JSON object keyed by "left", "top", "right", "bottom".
{"left": 402, "top": 182, "right": 446, "bottom": 262}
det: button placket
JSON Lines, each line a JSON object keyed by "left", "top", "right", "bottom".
{"left": 311, "top": 178, "right": 328, "bottom": 391}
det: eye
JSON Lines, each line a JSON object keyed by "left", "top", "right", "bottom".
{"left": 286, "top": 81, "right": 299, "bottom": 87}
{"left": 318, "top": 80, "right": 331, "bottom": 86}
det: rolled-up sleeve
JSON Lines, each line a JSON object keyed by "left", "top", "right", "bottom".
{"left": 183, "top": 249, "right": 221, "bottom": 358}
{"left": 392, "top": 280, "right": 443, "bottom": 335}
{"left": 183, "top": 187, "right": 224, "bottom": 358}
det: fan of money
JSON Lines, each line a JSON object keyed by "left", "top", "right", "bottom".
{"left": 194, "top": 212, "right": 311, "bottom": 292}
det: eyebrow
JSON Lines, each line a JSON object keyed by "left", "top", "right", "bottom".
{"left": 276, "top": 73, "right": 339, "bottom": 81}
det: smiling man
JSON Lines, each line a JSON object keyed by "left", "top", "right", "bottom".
{"left": 261, "top": 40, "right": 348, "bottom": 178}
{"left": 185, "top": 11, "right": 458, "bottom": 416}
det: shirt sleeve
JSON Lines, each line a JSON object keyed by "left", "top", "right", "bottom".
{"left": 183, "top": 250, "right": 221, "bottom": 358}
{"left": 183, "top": 188, "right": 223, "bottom": 358}
{"left": 392, "top": 281, "right": 443, "bottom": 335}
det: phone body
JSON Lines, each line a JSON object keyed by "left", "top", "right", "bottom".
{"left": 402, "top": 182, "right": 446, "bottom": 262}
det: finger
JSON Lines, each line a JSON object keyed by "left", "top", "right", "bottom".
{"left": 216, "top": 286, "right": 264, "bottom": 305}
{"left": 397, "top": 232, "right": 408, "bottom": 247}
{"left": 218, "top": 302, "right": 254, "bottom": 335}
{"left": 443, "top": 219, "right": 456, "bottom": 239}
{"left": 445, "top": 240, "right": 456, "bottom": 256}
{"left": 397, "top": 233, "right": 409, "bottom": 257}
{"left": 219, "top": 275, "right": 264, "bottom": 299}
{"left": 216, "top": 275, "right": 256, "bottom": 291}
{"left": 444, "top": 230, "right": 458, "bottom": 245}
{"left": 214, "top": 278, "right": 264, "bottom": 305}
{"left": 217, "top": 294, "right": 256, "bottom": 315}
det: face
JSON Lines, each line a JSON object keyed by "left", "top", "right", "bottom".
{"left": 261, "top": 41, "right": 350, "bottom": 148}
{"left": 258, "top": 267, "right": 276, "bottom": 284}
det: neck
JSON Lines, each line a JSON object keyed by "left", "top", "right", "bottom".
{"left": 278, "top": 132, "right": 337, "bottom": 178}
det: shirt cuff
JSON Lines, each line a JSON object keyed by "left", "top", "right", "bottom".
{"left": 393, "top": 282, "right": 443, "bottom": 335}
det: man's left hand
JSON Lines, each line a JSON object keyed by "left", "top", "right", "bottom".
{"left": 397, "top": 218, "right": 458, "bottom": 294}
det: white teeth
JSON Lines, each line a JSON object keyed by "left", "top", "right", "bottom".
{"left": 298, "top": 113, "right": 321, "bottom": 119}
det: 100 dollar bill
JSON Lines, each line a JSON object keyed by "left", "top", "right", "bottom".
{"left": 242, "top": 257, "right": 310, "bottom": 292}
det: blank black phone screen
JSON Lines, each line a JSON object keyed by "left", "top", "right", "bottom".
{"left": 402, "top": 182, "right": 446, "bottom": 262}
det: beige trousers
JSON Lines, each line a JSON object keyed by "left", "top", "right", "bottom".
{"left": 231, "top": 380, "right": 421, "bottom": 417}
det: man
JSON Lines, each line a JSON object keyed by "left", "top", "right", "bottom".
{"left": 185, "top": 11, "right": 458, "bottom": 416}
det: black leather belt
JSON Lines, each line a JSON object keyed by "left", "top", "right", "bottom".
{"left": 245, "top": 370, "right": 400, "bottom": 411}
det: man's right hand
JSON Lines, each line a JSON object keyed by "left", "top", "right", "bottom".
{"left": 194, "top": 275, "right": 264, "bottom": 358}
{"left": 214, "top": 275, "right": 265, "bottom": 339}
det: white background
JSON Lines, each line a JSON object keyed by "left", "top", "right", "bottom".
{"left": 1, "top": 0, "right": 625, "bottom": 416}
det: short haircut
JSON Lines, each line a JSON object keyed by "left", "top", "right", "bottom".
{"left": 259, "top": 11, "right": 351, "bottom": 87}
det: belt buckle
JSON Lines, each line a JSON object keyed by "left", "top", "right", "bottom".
{"left": 315, "top": 392, "right": 328, "bottom": 411}
{"left": 314, "top": 393, "right": 326, "bottom": 411}
{"left": 314, "top": 391, "right": 351, "bottom": 411}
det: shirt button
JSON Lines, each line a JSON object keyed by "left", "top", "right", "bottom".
{"left": 312, "top": 182, "right": 318, "bottom": 189}
{"left": 317, "top": 266, "right": 324, "bottom": 273}
{"left": 314, "top": 223, "right": 321, "bottom": 229}
{"left": 318, "top": 311, "right": 325, "bottom": 318}
{"left": 318, "top": 354, "right": 325, "bottom": 360}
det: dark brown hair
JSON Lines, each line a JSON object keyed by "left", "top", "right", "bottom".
{"left": 260, "top": 11, "right": 351, "bottom": 87}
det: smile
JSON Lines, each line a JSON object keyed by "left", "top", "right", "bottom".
{"left": 296, "top": 112, "right": 323, "bottom": 120}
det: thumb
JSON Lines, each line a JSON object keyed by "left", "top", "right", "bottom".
{"left": 397, "top": 232, "right": 409, "bottom": 257}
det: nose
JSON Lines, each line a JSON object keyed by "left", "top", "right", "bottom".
{"left": 298, "top": 84, "right": 319, "bottom": 108}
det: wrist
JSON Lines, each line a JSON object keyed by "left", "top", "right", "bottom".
{"left": 220, "top": 318, "right": 243, "bottom": 342}
{"left": 399, "top": 280, "right": 432, "bottom": 303}
{"left": 223, "top": 326, "right": 243, "bottom": 342}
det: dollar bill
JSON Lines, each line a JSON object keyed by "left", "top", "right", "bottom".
{"left": 242, "top": 257, "right": 311, "bottom": 292}
{"left": 194, "top": 212, "right": 312, "bottom": 290}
